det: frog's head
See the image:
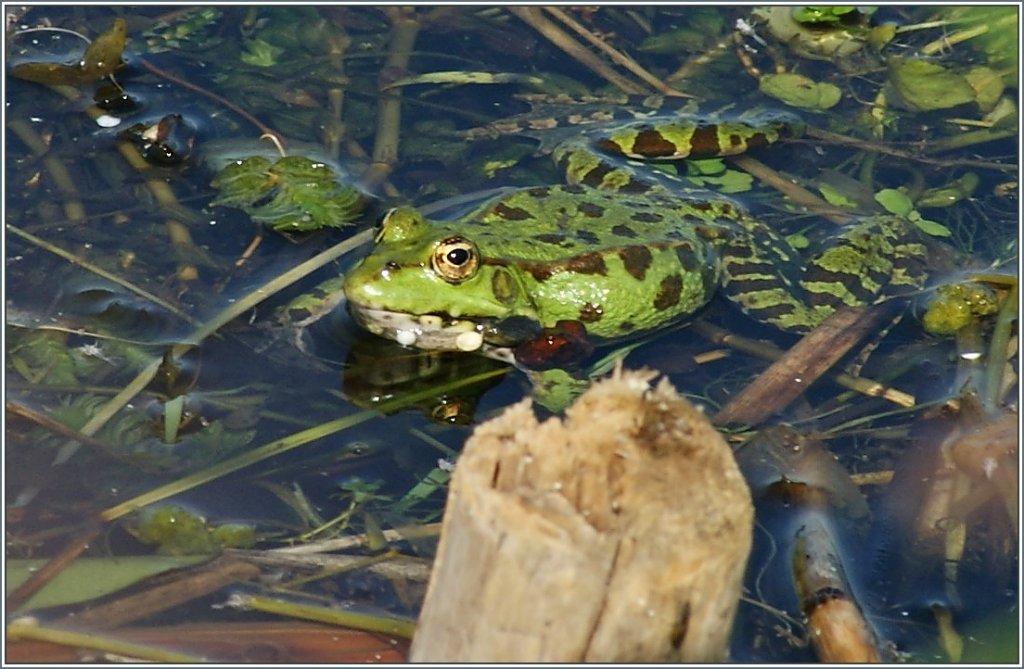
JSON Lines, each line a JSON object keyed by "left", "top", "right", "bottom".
{"left": 342, "top": 207, "right": 535, "bottom": 353}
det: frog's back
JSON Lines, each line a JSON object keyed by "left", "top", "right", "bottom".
{"left": 453, "top": 184, "right": 723, "bottom": 339}
{"left": 462, "top": 184, "right": 707, "bottom": 259}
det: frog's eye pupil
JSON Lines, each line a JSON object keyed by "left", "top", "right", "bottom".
{"left": 447, "top": 248, "right": 470, "bottom": 266}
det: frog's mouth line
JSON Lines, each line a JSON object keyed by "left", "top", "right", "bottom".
{"left": 348, "top": 305, "right": 515, "bottom": 362}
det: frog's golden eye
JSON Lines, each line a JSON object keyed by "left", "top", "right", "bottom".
{"left": 432, "top": 237, "right": 479, "bottom": 283}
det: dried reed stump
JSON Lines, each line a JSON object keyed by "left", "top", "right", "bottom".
{"left": 410, "top": 369, "right": 753, "bottom": 662}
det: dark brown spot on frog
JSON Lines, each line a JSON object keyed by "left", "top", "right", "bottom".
{"left": 619, "top": 321, "right": 635, "bottom": 332}
{"left": 701, "top": 267, "right": 718, "bottom": 303}
{"left": 618, "top": 179, "right": 653, "bottom": 194}
{"left": 562, "top": 183, "right": 586, "bottom": 195}
{"left": 654, "top": 274, "right": 683, "bottom": 311}
{"left": 688, "top": 124, "right": 722, "bottom": 158}
{"left": 724, "top": 255, "right": 775, "bottom": 276}
{"left": 630, "top": 127, "right": 678, "bottom": 157}
{"left": 577, "top": 162, "right": 614, "bottom": 188}
{"left": 515, "top": 251, "right": 608, "bottom": 281}
{"left": 619, "top": 246, "right": 653, "bottom": 281}
{"left": 578, "top": 302, "right": 603, "bottom": 322}
{"left": 492, "top": 202, "right": 533, "bottom": 221}
{"left": 674, "top": 242, "right": 698, "bottom": 271}
{"left": 576, "top": 229, "right": 600, "bottom": 244}
{"left": 577, "top": 202, "right": 605, "bottom": 218}
{"left": 612, "top": 224, "right": 637, "bottom": 239}
{"left": 527, "top": 186, "right": 551, "bottom": 198}
{"left": 720, "top": 238, "right": 757, "bottom": 259}
{"left": 746, "top": 300, "right": 798, "bottom": 325}
{"left": 566, "top": 251, "right": 608, "bottom": 276}
{"left": 517, "top": 263, "right": 553, "bottom": 281}
{"left": 630, "top": 211, "right": 664, "bottom": 224}
{"left": 593, "top": 137, "right": 625, "bottom": 156}
{"left": 534, "top": 233, "right": 567, "bottom": 245}
{"left": 746, "top": 131, "right": 770, "bottom": 150}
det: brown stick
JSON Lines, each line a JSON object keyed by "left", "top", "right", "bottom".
{"left": 62, "top": 556, "right": 261, "bottom": 630}
{"left": 712, "top": 304, "right": 899, "bottom": 426}
{"left": 6, "top": 523, "right": 101, "bottom": 611}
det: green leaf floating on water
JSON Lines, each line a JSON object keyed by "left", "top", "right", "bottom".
{"left": 7, "top": 555, "right": 211, "bottom": 612}
{"left": 758, "top": 73, "right": 842, "bottom": 111}
{"left": 817, "top": 183, "right": 860, "bottom": 209}
{"left": 210, "top": 155, "right": 364, "bottom": 232}
{"left": 684, "top": 158, "right": 754, "bottom": 194}
{"left": 964, "top": 66, "right": 1005, "bottom": 113}
{"left": 874, "top": 188, "right": 952, "bottom": 237}
{"left": 885, "top": 57, "right": 977, "bottom": 112}
{"left": 874, "top": 188, "right": 914, "bottom": 217}
{"left": 11, "top": 17, "right": 126, "bottom": 86}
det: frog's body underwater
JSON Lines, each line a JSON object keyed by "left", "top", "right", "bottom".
{"left": 342, "top": 113, "right": 929, "bottom": 369}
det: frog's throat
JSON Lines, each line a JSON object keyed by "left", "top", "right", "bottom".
{"left": 347, "top": 305, "right": 515, "bottom": 363}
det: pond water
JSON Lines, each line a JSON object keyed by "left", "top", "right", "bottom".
{"left": 5, "top": 5, "right": 1019, "bottom": 663}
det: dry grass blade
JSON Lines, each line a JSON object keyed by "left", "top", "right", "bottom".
{"left": 6, "top": 621, "right": 202, "bottom": 663}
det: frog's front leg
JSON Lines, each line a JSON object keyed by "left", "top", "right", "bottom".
{"left": 271, "top": 275, "right": 349, "bottom": 354}
{"left": 276, "top": 275, "right": 349, "bottom": 328}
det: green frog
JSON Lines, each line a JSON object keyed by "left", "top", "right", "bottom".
{"left": 342, "top": 113, "right": 929, "bottom": 370}
{"left": 341, "top": 113, "right": 929, "bottom": 370}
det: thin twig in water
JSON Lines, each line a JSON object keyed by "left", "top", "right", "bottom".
{"left": 805, "top": 127, "right": 1017, "bottom": 173}
{"left": 543, "top": 7, "right": 689, "bottom": 97}
{"left": 509, "top": 6, "right": 648, "bottom": 95}
{"left": 7, "top": 225, "right": 195, "bottom": 323}
{"left": 135, "top": 56, "right": 283, "bottom": 146}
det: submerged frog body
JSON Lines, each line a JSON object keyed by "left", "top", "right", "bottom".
{"left": 342, "top": 115, "right": 928, "bottom": 365}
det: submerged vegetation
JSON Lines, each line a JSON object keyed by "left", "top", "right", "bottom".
{"left": 5, "top": 5, "right": 1018, "bottom": 663}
